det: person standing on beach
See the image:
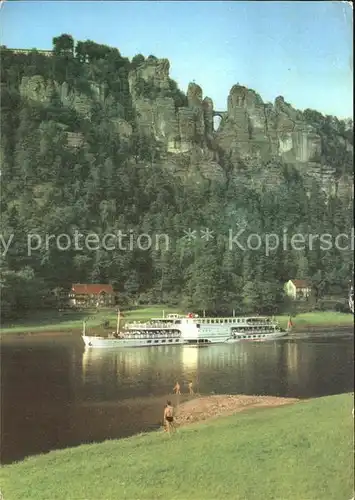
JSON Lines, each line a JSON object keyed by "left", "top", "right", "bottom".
{"left": 188, "top": 382, "right": 194, "bottom": 395}
{"left": 163, "top": 400, "right": 175, "bottom": 434}
{"left": 173, "top": 381, "right": 181, "bottom": 395}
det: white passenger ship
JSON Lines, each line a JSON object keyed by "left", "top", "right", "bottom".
{"left": 82, "top": 312, "right": 287, "bottom": 348}
{"left": 82, "top": 313, "right": 184, "bottom": 348}
{"left": 178, "top": 314, "right": 287, "bottom": 345}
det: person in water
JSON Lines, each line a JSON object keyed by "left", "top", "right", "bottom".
{"left": 173, "top": 381, "right": 181, "bottom": 395}
{"left": 164, "top": 401, "right": 175, "bottom": 434}
{"left": 188, "top": 382, "right": 194, "bottom": 395}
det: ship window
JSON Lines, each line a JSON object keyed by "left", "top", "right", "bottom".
{"left": 154, "top": 340, "right": 159, "bottom": 343}
{"left": 169, "top": 339, "right": 172, "bottom": 342}
{"left": 147, "top": 340, "right": 152, "bottom": 344}
{"left": 162, "top": 340, "right": 166, "bottom": 343}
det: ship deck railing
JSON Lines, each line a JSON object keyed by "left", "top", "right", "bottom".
{"left": 126, "top": 321, "right": 176, "bottom": 329}
{"left": 123, "top": 332, "right": 181, "bottom": 339}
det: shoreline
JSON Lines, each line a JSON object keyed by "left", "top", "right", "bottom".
{"left": 1, "top": 323, "right": 353, "bottom": 340}
{"left": 173, "top": 394, "right": 300, "bottom": 428}
{"left": 1, "top": 393, "right": 301, "bottom": 465}
{"left": 2, "top": 391, "right": 350, "bottom": 466}
{"left": 1, "top": 309, "right": 353, "bottom": 338}
{"left": 1, "top": 393, "right": 302, "bottom": 465}
{"left": 1, "top": 393, "right": 353, "bottom": 500}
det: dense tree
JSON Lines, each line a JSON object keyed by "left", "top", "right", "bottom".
{"left": 0, "top": 34, "right": 353, "bottom": 320}
{"left": 131, "top": 54, "right": 145, "bottom": 69}
{"left": 53, "top": 34, "right": 74, "bottom": 56}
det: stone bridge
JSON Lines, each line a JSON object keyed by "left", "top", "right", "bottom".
{"left": 213, "top": 110, "right": 228, "bottom": 120}
{"left": 212, "top": 110, "right": 228, "bottom": 131}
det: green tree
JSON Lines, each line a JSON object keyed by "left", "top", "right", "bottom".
{"left": 53, "top": 34, "right": 74, "bottom": 56}
{"left": 131, "top": 54, "right": 145, "bottom": 69}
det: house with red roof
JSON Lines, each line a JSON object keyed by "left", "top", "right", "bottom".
{"left": 69, "top": 284, "right": 116, "bottom": 308}
{"left": 284, "top": 279, "right": 312, "bottom": 300}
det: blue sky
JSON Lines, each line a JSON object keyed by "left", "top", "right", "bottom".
{"left": 1, "top": 1, "right": 353, "bottom": 118}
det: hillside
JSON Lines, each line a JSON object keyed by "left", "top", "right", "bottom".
{"left": 0, "top": 35, "right": 353, "bottom": 319}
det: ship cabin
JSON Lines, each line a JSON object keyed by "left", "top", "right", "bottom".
{"left": 151, "top": 314, "right": 274, "bottom": 325}
{"left": 194, "top": 316, "right": 273, "bottom": 325}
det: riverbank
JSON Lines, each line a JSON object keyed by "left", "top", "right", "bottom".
{"left": 174, "top": 394, "right": 299, "bottom": 426}
{"left": 0, "top": 306, "right": 180, "bottom": 335}
{"left": 0, "top": 393, "right": 353, "bottom": 500}
{"left": 1, "top": 307, "right": 353, "bottom": 336}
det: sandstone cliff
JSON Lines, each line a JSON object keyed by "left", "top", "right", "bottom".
{"left": 18, "top": 58, "right": 353, "bottom": 197}
{"left": 127, "top": 58, "right": 352, "bottom": 196}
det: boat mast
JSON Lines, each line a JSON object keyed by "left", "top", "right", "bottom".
{"left": 116, "top": 309, "right": 121, "bottom": 335}
{"left": 349, "top": 284, "right": 354, "bottom": 314}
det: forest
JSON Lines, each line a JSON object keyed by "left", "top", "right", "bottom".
{"left": 0, "top": 34, "right": 353, "bottom": 319}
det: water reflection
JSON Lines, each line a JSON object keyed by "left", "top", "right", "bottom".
{"left": 79, "top": 337, "right": 353, "bottom": 400}
{"left": 1, "top": 333, "right": 353, "bottom": 464}
{"left": 82, "top": 344, "right": 249, "bottom": 379}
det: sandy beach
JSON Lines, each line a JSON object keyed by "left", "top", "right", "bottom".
{"left": 174, "top": 394, "right": 299, "bottom": 427}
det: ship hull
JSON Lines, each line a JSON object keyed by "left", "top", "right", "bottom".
{"left": 82, "top": 335, "right": 185, "bottom": 348}
{"left": 224, "top": 330, "right": 288, "bottom": 343}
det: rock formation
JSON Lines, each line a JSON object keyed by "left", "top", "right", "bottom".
{"left": 18, "top": 58, "right": 353, "bottom": 196}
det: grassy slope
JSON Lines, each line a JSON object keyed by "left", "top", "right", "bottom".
{"left": 276, "top": 311, "right": 354, "bottom": 329}
{"left": 0, "top": 306, "right": 181, "bottom": 334}
{"left": 1, "top": 394, "right": 353, "bottom": 500}
{"left": 1, "top": 307, "right": 353, "bottom": 334}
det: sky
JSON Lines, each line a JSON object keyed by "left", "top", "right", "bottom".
{"left": 0, "top": 1, "right": 353, "bottom": 118}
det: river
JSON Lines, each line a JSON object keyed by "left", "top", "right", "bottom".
{"left": 1, "top": 330, "right": 353, "bottom": 464}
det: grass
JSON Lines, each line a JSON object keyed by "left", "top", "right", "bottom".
{"left": 0, "top": 307, "right": 353, "bottom": 335}
{"left": 0, "top": 393, "right": 353, "bottom": 500}
{"left": 276, "top": 311, "right": 354, "bottom": 329}
{"left": 0, "top": 306, "right": 181, "bottom": 334}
